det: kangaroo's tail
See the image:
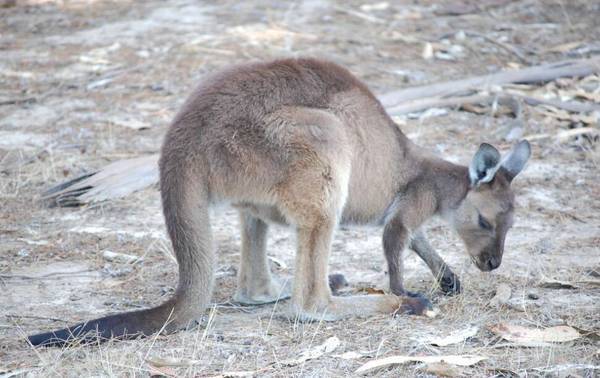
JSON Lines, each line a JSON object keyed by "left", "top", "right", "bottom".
{"left": 28, "top": 146, "right": 214, "bottom": 346}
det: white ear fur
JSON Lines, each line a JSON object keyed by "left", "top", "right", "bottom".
{"left": 469, "top": 143, "right": 501, "bottom": 187}
{"left": 501, "top": 140, "right": 531, "bottom": 182}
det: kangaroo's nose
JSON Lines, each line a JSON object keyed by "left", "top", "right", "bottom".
{"left": 486, "top": 256, "right": 501, "bottom": 271}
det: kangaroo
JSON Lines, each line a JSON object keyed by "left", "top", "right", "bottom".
{"left": 28, "top": 58, "right": 530, "bottom": 346}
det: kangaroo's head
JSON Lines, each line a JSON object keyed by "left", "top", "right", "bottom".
{"left": 451, "top": 141, "right": 531, "bottom": 271}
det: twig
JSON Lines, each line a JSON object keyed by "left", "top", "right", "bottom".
{"left": 507, "top": 92, "right": 600, "bottom": 113}
{"left": 0, "top": 269, "right": 95, "bottom": 280}
{"left": 465, "top": 31, "right": 532, "bottom": 64}
{"left": 333, "top": 6, "right": 385, "bottom": 24}
{"left": 0, "top": 367, "right": 41, "bottom": 378}
{"left": 0, "top": 97, "right": 37, "bottom": 106}
{"left": 5, "top": 314, "right": 66, "bottom": 322}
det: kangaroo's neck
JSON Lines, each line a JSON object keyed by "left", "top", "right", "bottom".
{"left": 422, "top": 156, "right": 470, "bottom": 216}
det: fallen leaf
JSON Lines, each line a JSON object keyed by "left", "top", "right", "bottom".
{"left": 357, "top": 287, "right": 385, "bottom": 295}
{"left": 569, "top": 326, "right": 600, "bottom": 342}
{"left": 102, "top": 250, "right": 141, "bottom": 264}
{"left": 334, "top": 351, "right": 364, "bottom": 360}
{"left": 216, "top": 371, "right": 260, "bottom": 377}
{"left": 489, "top": 283, "right": 512, "bottom": 307}
{"left": 422, "top": 42, "right": 434, "bottom": 60}
{"left": 538, "top": 280, "right": 578, "bottom": 289}
{"left": 424, "top": 308, "right": 438, "bottom": 319}
{"left": 421, "top": 362, "right": 464, "bottom": 377}
{"left": 147, "top": 364, "right": 177, "bottom": 377}
{"left": 486, "top": 368, "right": 520, "bottom": 377}
{"left": 489, "top": 324, "right": 580, "bottom": 347}
{"left": 360, "top": 2, "right": 389, "bottom": 12}
{"left": 573, "top": 90, "right": 600, "bottom": 102}
{"left": 427, "top": 326, "right": 479, "bottom": 346}
{"left": 546, "top": 41, "right": 584, "bottom": 53}
{"left": 267, "top": 255, "right": 287, "bottom": 270}
{"left": 460, "top": 102, "right": 487, "bottom": 114}
{"left": 355, "top": 354, "right": 487, "bottom": 374}
{"left": 281, "top": 336, "right": 340, "bottom": 366}
{"left": 109, "top": 115, "right": 150, "bottom": 130}
{"left": 146, "top": 357, "right": 201, "bottom": 367}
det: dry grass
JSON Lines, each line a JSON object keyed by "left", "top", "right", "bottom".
{"left": 1, "top": 0, "right": 599, "bottom": 377}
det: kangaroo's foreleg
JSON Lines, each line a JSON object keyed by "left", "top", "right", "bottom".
{"left": 233, "top": 212, "right": 291, "bottom": 305}
{"left": 382, "top": 216, "right": 412, "bottom": 296}
{"left": 382, "top": 192, "right": 439, "bottom": 304}
{"left": 410, "top": 231, "right": 461, "bottom": 294}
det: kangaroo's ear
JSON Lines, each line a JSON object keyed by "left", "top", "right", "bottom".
{"left": 501, "top": 140, "right": 531, "bottom": 182}
{"left": 469, "top": 143, "right": 501, "bottom": 187}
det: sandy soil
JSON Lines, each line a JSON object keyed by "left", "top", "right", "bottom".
{"left": 1, "top": 0, "right": 599, "bottom": 377}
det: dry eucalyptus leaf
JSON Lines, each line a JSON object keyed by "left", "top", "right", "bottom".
{"left": 146, "top": 357, "right": 201, "bottom": 367}
{"left": 281, "top": 336, "right": 340, "bottom": 366}
{"left": 102, "top": 250, "right": 140, "bottom": 264}
{"left": 427, "top": 326, "right": 479, "bottom": 347}
{"left": 489, "top": 324, "right": 580, "bottom": 346}
{"left": 546, "top": 41, "right": 584, "bottom": 53}
{"left": 147, "top": 364, "right": 177, "bottom": 377}
{"left": 422, "top": 42, "right": 434, "bottom": 60}
{"left": 569, "top": 326, "right": 600, "bottom": 342}
{"left": 267, "top": 255, "right": 287, "bottom": 270}
{"left": 109, "top": 115, "right": 150, "bottom": 130}
{"left": 538, "top": 280, "right": 578, "bottom": 289}
{"left": 357, "top": 287, "right": 385, "bottom": 295}
{"left": 421, "top": 362, "right": 464, "bottom": 377}
{"left": 334, "top": 351, "right": 364, "bottom": 360}
{"left": 356, "top": 355, "right": 487, "bottom": 374}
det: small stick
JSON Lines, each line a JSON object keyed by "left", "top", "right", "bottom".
{"left": 465, "top": 31, "right": 532, "bottom": 64}
{"left": 0, "top": 269, "right": 95, "bottom": 280}
{"left": 5, "top": 314, "right": 66, "bottom": 322}
{"left": 0, "top": 97, "right": 37, "bottom": 106}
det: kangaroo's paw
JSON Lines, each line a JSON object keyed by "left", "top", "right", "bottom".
{"left": 438, "top": 271, "right": 461, "bottom": 295}
{"left": 233, "top": 277, "right": 291, "bottom": 305}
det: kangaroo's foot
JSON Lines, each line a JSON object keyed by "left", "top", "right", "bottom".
{"left": 233, "top": 277, "right": 292, "bottom": 305}
{"left": 438, "top": 270, "right": 461, "bottom": 295}
{"left": 289, "top": 294, "right": 435, "bottom": 322}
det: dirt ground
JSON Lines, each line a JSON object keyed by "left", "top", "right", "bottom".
{"left": 1, "top": 0, "right": 599, "bottom": 377}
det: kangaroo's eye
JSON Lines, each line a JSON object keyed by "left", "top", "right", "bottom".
{"left": 478, "top": 214, "right": 493, "bottom": 230}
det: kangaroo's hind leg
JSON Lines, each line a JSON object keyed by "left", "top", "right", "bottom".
{"left": 269, "top": 108, "right": 432, "bottom": 321}
{"left": 233, "top": 211, "right": 291, "bottom": 305}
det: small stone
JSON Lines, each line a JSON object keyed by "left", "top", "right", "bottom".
{"left": 527, "top": 292, "right": 540, "bottom": 300}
